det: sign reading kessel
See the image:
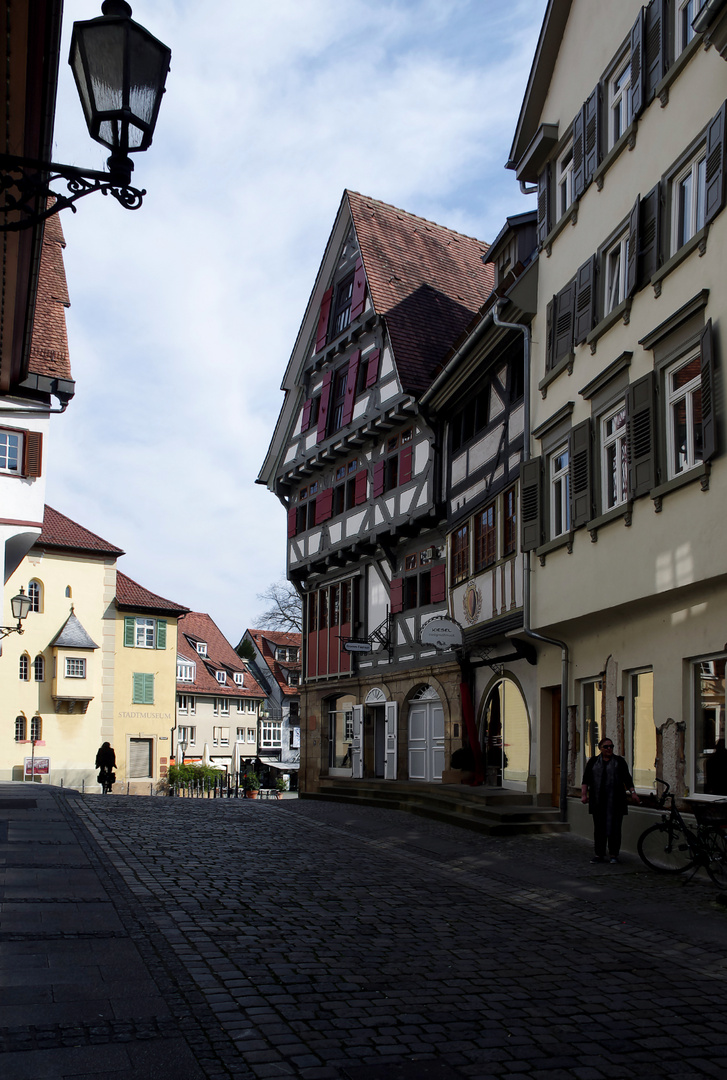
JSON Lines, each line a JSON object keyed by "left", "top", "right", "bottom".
{"left": 419, "top": 617, "right": 463, "bottom": 651}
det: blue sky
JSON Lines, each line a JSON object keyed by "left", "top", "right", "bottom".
{"left": 48, "top": 0, "right": 547, "bottom": 643}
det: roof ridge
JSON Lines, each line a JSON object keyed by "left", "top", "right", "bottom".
{"left": 345, "top": 189, "right": 489, "bottom": 248}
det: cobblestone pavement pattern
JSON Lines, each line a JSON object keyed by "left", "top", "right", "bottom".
{"left": 2, "top": 786, "right": 727, "bottom": 1080}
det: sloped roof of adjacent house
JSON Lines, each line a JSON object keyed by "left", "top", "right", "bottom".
{"left": 246, "top": 628, "right": 302, "bottom": 699}
{"left": 177, "top": 612, "right": 266, "bottom": 699}
{"left": 50, "top": 611, "right": 99, "bottom": 650}
{"left": 28, "top": 211, "right": 73, "bottom": 386}
{"left": 37, "top": 506, "right": 125, "bottom": 556}
{"left": 115, "top": 571, "right": 189, "bottom": 617}
{"left": 347, "top": 191, "right": 494, "bottom": 393}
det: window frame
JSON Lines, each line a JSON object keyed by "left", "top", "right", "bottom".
{"left": 665, "top": 349, "right": 704, "bottom": 479}
{"left": 451, "top": 523, "right": 470, "bottom": 586}
{"left": 30, "top": 715, "right": 42, "bottom": 742}
{"left": 549, "top": 444, "right": 571, "bottom": 539}
{"left": 28, "top": 580, "right": 42, "bottom": 613}
{"left": 0, "top": 428, "right": 22, "bottom": 474}
{"left": 19, "top": 654, "right": 30, "bottom": 681}
{"left": 607, "top": 53, "right": 631, "bottom": 150}
{"left": 671, "top": 149, "right": 706, "bottom": 255}
{"left": 474, "top": 503, "right": 497, "bottom": 573}
{"left": 33, "top": 654, "right": 45, "bottom": 682}
{"left": 600, "top": 400, "right": 628, "bottom": 512}
{"left": 604, "top": 230, "right": 630, "bottom": 315}
{"left": 556, "top": 138, "right": 575, "bottom": 220}
{"left": 331, "top": 272, "right": 355, "bottom": 338}
{"left": 65, "top": 656, "right": 87, "bottom": 679}
{"left": 15, "top": 715, "right": 26, "bottom": 742}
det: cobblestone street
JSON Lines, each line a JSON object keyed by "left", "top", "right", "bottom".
{"left": 2, "top": 787, "right": 727, "bottom": 1080}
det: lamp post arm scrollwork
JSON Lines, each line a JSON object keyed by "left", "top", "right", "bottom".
{"left": 0, "top": 153, "right": 146, "bottom": 233}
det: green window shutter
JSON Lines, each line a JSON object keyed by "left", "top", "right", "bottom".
{"left": 124, "top": 617, "right": 135, "bottom": 647}
{"left": 133, "top": 672, "right": 145, "bottom": 703}
{"left": 156, "top": 619, "right": 167, "bottom": 650}
{"left": 144, "top": 673, "right": 154, "bottom": 704}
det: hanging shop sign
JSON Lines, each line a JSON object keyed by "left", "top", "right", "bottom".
{"left": 419, "top": 617, "right": 464, "bottom": 652}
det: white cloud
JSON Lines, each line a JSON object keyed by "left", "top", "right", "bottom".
{"left": 48, "top": 0, "right": 546, "bottom": 641}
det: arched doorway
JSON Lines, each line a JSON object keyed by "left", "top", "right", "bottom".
{"left": 408, "top": 685, "right": 445, "bottom": 782}
{"left": 480, "top": 678, "right": 530, "bottom": 789}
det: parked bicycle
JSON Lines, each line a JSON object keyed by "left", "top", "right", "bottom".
{"left": 637, "top": 778, "right": 727, "bottom": 886}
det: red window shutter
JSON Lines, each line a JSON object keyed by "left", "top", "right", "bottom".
{"left": 300, "top": 399, "right": 312, "bottom": 433}
{"left": 430, "top": 564, "right": 446, "bottom": 604}
{"left": 341, "top": 350, "right": 360, "bottom": 427}
{"left": 316, "top": 370, "right": 333, "bottom": 443}
{"left": 365, "top": 349, "right": 380, "bottom": 388}
{"left": 287, "top": 506, "right": 298, "bottom": 537}
{"left": 315, "top": 488, "right": 333, "bottom": 524}
{"left": 315, "top": 287, "right": 333, "bottom": 353}
{"left": 390, "top": 578, "right": 403, "bottom": 614}
{"left": 350, "top": 257, "right": 367, "bottom": 320}
{"left": 372, "top": 460, "right": 385, "bottom": 498}
{"left": 23, "top": 432, "right": 42, "bottom": 478}
{"left": 355, "top": 468, "right": 368, "bottom": 505}
{"left": 399, "top": 446, "right": 412, "bottom": 484}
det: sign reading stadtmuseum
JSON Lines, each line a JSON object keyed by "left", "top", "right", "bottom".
{"left": 419, "top": 617, "right": 463, "bottom": 652}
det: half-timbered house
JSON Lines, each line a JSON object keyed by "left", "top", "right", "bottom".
{"left": 421, "top": 212, "right": 539, "bottom": 794}
{"left": 259, "top": 191, "right": 492, "bottom": 793}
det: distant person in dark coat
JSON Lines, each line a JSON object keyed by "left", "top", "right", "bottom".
{"left": 95, "top": 742, "right": 116, "bottom": 794}
{"left": 705, "top": 739, "right": 727, "bottom": 795}
{"left": 581, "top": 738, "right": 639, "bottom": 863}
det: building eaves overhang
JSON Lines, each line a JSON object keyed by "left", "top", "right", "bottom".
{"left": 506, "top": 0, "right": 573, "bottom": 177}
{"left": 0, "top": 0, "right": 63, "bottom": 394}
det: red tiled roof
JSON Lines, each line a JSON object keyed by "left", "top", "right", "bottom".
{"left": 28, "top": 211, "right": 72, "bottom": 382}
{"left": 115, "top": 571, "right": 188, "bottom": 616}
{"left": 177, "top": 612, "right": 265, "bottom": 699}
{"left": 347, "top": 191, "right": 494, "bottom": 394}
{"left": 246, "top": 628, "right": 301, "bottom": 698}
{"left": 37, "top": 506, "right": 124, "bottom": 556}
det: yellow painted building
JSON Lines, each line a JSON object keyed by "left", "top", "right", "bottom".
{"left": 1, "top": 506, "right": 187, "bottom": 792}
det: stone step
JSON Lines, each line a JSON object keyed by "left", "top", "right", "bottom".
{"left": 303, "top": 782, "right": 569, "bottom": 837}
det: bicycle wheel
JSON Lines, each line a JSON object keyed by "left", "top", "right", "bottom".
{"left": 637, "top": 822, "right": 695, "bottom": 873}
{"left": 704, "top": 828, "right": 727, "bottom": 888}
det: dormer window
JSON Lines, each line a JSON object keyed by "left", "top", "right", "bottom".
{"left": 177, "top": 659, "right": 195, "bottom": 682}
{"left": 216, "top": 671, "right": 226, "bottom": 684}
{"left": 289, "top": 672, "right": 300, "bottom": 686}
{"left": 196, "top": 642, "right": 207, "bottom": 656}
{"left": 234, "top": 672, "right": 244, "bottom": 686}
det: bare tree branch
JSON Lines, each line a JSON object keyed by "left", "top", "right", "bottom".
{"left": 254, "top": 579, "right": 302, "bottom": 633}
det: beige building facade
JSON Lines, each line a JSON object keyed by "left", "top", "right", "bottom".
{"left": 509, "top": 0, "right": 727, "bottom": 834}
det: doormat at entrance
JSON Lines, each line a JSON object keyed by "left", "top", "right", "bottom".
{"left": 342, "top": 1062, "right": 467, "bottom": 1080}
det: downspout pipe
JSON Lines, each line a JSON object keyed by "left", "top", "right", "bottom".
{"left": 492, "top": 302, "right": 571, "bottom": 823}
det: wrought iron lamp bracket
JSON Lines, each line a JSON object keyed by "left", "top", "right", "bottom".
{"left": 0, "top": 622, "right": 25, "bottom": 640}
{"left": 0, "top": 153, "right": 145, "bottom": 232}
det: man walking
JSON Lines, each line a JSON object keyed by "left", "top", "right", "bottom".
{"left": 581, "top": 738, "right": 639, "bottom": 863}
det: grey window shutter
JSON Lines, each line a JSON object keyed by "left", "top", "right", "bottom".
{"left": 520, "top": 457, "right": 543, "bottom": 552}
{"left": 705, "top": 101, "right": 726, "bottom": 227}
{"left": 574, "top": 255, "right": 597, "bottom": 345}
{"left": 570, "top": 419, "right": 593, "bottom": 529}
{"left": 630, "top": 7, "right": 645, "bottom": 120}
{"left": 700, "top": 319, "right": 716, "bottom": 462}
{"left": 537, "top": 164, "right": 551, "bottom": 245}
{"left": 626, "top": 195, "right": 640, "bottom": 298}
{"left": 545, "top": 297, "right": 555, "bottom": 371}
{"left": 627, "top": 372, "right": 656, "bottom": 498}
{"left": 573, "top": 108, "right": 585, "bottom": 200}
{"left": 554, "top": 281, "right": 576, "bottom": 363}
{"left": 639, "top": 183, "right": 661, "bottom": 285}
{"left": 583, "top": 86, "right": 600, "bottom": 188}
{"left": 644, "top": 0, "right": 667, "bottom": 103}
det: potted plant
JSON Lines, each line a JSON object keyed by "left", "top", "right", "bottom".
{"left": 243, "top": 771, "right": 261, "bottom": 798}
{"left": 275, "top": 774, "right": 287, "bottom": 799}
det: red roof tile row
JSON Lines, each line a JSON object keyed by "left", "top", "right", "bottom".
{"left": 178, "top": 612, "right": 265, "bottom": 699}
{"left": 246, "top": 628, "right": 302, "bottom": 698}
{"left": 38, "top": 506, "right": 125, "bottom": 556}
{"left": 28, "top": 213, "right": 72, "bottom": 382}
{"left": 116, "top": 571, "right": 188, "bottom": 616}
{"left": 347, "top": 191, "right": 494, "bottom": 394}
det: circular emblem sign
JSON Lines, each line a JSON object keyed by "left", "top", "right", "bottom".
{"left": 462, "top": 580, "right": 482, "bottom": 625}
{"left": 419, "top": 617, "right": 463, "bottom": 651}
